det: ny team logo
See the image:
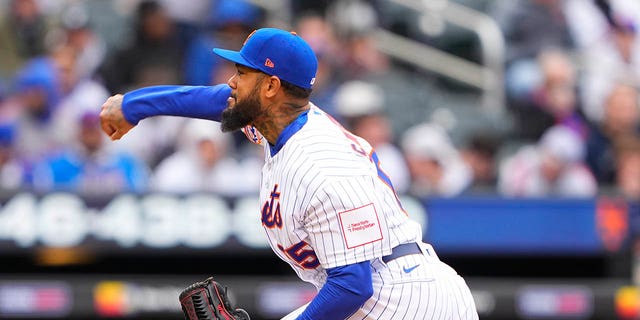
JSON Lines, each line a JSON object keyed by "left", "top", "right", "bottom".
{"left": 262, "top": 184, "right": 282, "bottom": 228}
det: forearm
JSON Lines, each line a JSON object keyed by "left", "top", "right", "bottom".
{"left": 296, "top": 261, "right": 373, "bottom": 320}
{"left": 121, "top": 84, "right": 231, "bottom": 125}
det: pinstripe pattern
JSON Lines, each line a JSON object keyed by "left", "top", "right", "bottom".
{"left": 346, "top": 249, "right": 478, "bottom": 320}
{"left": 257, "top": 105, "right": 477, "bottom": 318}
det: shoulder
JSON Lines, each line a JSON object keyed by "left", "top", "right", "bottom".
{"left": 293, "top": 108, "right": 363, "bottom": 157}
{"left": 279, "top": 106, "right": 373, "bottom": 177}
{"left": 284, "top": 110, "right": 347, "bottom": 160}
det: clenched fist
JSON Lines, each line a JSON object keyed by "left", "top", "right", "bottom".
{"left": 100, "top": 94, "right": 135, "bottom": 140}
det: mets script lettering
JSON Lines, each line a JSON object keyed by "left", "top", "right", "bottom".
{"left": 262, "top": 184, "right": 283, "bottom": 229}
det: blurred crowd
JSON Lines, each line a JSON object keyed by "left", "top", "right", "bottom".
{"left": 0, "top": 0, "right": 638, "bottom": 201}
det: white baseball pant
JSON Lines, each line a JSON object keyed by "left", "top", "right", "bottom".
{"left": 282, "top": 243, "right": 478, "bottom": 320}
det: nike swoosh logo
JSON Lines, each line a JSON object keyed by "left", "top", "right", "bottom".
{"left": 403, "top": 264, "right": 420, "bottom": 273}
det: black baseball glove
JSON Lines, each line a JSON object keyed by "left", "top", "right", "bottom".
{"left": 179, "top": 277, "right": 250, "bottom": 320}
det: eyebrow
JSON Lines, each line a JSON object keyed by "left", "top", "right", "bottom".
{"left": 236, "top": 64, "right": 260, "bottom": 73}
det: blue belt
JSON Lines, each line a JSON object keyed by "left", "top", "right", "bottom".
{"left": 382, "top": 242, "right": 423, "bottom": 263}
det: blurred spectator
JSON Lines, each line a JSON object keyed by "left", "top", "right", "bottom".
{"left": 510, "top": 49, "right": 586, "bottom": 140}
{"left": 98, "top": 0, "right": 186, "bottom": 166}
{"left": 498, "top": 125, "right": 596, "bottom": 198}
{"left": 491, "top": 0, "right": 574, "bottom": 65}
{"left": 401, "top": 123, "right": 472, "bottom": 197}
{"left": 564, "top": 0, "right": 640, "bottom": 125}
{"left": 100, "top": 0, "right": 183, "bottom": 93}
{"left": 334, "top": 80, "right": 409, "bottom": 194}
{"left": 295, "top": 13, "right": 342, "bottom": 117}
{"left": 59, "top": 3, "right": 107, "bottom": 80}
{"left": 183, "top": 0, "right": 259, "bottom": 86}
{"left": 32, "top": 111, "right": 149, "bottom": 194}
{"left": 12, "top": 55, "right": 61, "bottom": 118}
{"left": 327, "top": 0, "right": 389, "bottom": 79}
{"left": 326, "top": 0, "right": 434, "bottom": 137}
{"left": 107, "top": 114, "right": 185, "bottom": 170}
{"left": 579, "top": 14, "right": 640, "bottom": 123}
{"left": 7, "top": 41, "right": 109, "bottom": 160}
{"left": 564, "top": 0, "right": 640, "bottom": 49}
{"left": 613, "top": 135, "right": 640, "bottom": 201}
{"left": 0, "top": 0, "right": 49, "bottom": 79}
{"left": 0, "top": 122, "right": 29, "bottom": 190}
{"left": 34, "top": 13, "right": 112, "bottom": 151}
{"left": 158, "top": 0, "right": 210, "bottom": 48}
{"left": 459, "top": 132, "right": 501, "bottom": 192}
{"left": 291, "top": 1, "right": 333, "bottom": 16}
{"left": 49, "top": 61, "right": 110, "bottom": 149}
{"left": 586, "top": 83, "right": 640, "bottom": 184}
{"left": 4, "top": 46, "right": 72, "bottom": 159}
{"left": 151, "top": 119, "right": 258, "bottom": 195}
{"left": 493, "top": 0, "right": 578, "bottom": 130}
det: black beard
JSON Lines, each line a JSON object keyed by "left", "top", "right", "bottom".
{"left": 220, "top": 90, "right": 261, "bottom": 132}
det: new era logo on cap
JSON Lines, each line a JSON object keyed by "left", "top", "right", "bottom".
{"left": 265, "top": 58, "right": 274, "bottom": 68}
{"left": 212, "top": 28, "right": 318, "bottom": 89}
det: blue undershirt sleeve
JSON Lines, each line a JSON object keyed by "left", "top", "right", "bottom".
{"left": 121, "top": 84, "right": 231, "bottom": 125}
{"left": 296, "top": 261, "right": 373, "bottom": 320}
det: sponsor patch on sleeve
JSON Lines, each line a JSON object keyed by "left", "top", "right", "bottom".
{"left": 338, "top": 203, "right": 383, "bottom": 249}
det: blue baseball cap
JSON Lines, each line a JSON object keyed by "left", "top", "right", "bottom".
{"left": 213, "top": 28, "right": 318, "bottom": 89}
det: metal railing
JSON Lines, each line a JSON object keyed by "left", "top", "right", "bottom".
{"left": 249, "top": 0, "right": 506, "bottom": 114}
{"left": 381, "top": 0, "right": 505, "bottom": 114}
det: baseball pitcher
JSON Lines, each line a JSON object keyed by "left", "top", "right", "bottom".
{"left": 100, "top": 28, "right": 478, "bottom": 320}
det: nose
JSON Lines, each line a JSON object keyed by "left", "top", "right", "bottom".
{"left": 227, "top": 74, "right": 237, "bottom": 89}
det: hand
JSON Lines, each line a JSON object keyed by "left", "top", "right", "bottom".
{"left": 100, "top": 94, "right": 135, "bottom": 140}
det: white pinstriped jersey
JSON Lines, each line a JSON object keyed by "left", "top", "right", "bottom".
{"left": 255, "top": 104, "right": 423, "bottom": 289}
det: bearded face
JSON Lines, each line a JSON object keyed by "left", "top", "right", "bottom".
{"left": 221, "top": 79, "right": 262, "bottom": 132}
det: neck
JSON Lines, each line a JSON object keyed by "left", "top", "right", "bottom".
{"left": 254, "top": 100, "right": 310, "bottom": 145}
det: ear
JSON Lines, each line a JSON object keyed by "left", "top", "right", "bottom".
{"left": 264, "top": 75, "right": 281, "bottom": 98}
